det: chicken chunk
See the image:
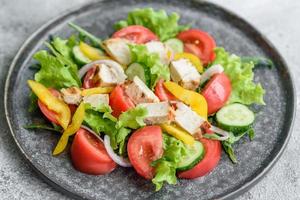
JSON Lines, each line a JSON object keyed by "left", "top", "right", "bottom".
{"left": 174, "top": 102, "right": 205, "bottom": 135}
{"left": 60, "top": 87, "right": 82, "bottom": 105}
{"left": 83, "top": 94, "right": 109, "bottom": 108}
{"left": 145, "top": 41, "right": 170, "bottom": 65}
{"left": 93, "top": 62, "right": 126, "bottom": 87}
{"left": 102, "top": 38, "right": 131, "bottom": 66}
{"left": 138, "top": 102, "right": 170, "bottom": 125}
{"left": 170, "top": 59, "right": 201, "bottom": 90}
{"left": 124, "top": 76, "right": 159, "bottom": 105}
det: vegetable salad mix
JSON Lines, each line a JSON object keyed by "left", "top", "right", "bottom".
{"left": 26, "top": 8, "right": 271, "bottom": 190}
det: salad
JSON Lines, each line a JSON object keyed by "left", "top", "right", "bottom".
{"left": 26, "top": 8, "right": 270, "bottom": 190}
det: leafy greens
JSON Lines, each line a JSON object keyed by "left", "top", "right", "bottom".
{"left": 114, "top": 8, "right": 189, "bottom": 41}
{"left": 212, "top": 47, "right": 265, "bottom": 105}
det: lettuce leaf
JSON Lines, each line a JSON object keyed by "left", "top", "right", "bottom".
{"left": 116, "top": 106, "right": 148, "bottom": 129}
{"left": 114, "top": 8, "right": 189, "bottom": 41}
{"left": 33, "top": 38, "right": 81, "bottom": 89}
{"left": 151, "top": 134, "right": 188, "bottom": 191}
{"left": 212, "top": 48, "right": 265, "bottom": 105}
{"left": 129, "top": 44, "right": 170, "bottom": 88}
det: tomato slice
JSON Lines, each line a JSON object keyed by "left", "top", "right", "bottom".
{"left": 154, "top": 79, "right": 176, "bottom": 101}
{"left": 201, "top": 73, "right": 231, "bottom": 115}
{"left": 178, "top": 138, "right": 221, "bottom": 179}
{"left": 127, "top": 126, "right": 163, "bottom": 179}
{"left": 109, "top": 85, "right": 135, "bottom": 117}
{"left": 112, "top": 25, "right": 158, "bottom": 44}
{"left": 177, "top": 29, "right": 216, "bottom": 65}
{"left": 38, "top": 89, "right": 61, "bottom": 124}
{"left": 83, "top": 66, "right": 99, "bottom": 89}
{"left": 71, "top": 128, "right": 117, "bottom": 175}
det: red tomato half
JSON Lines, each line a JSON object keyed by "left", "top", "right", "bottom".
{"left": 112, "top": 25, "right": 158, "bottom": 44}
{"left": 127, "top": 126, "right": 163, "bottom": 179}
{"left": 71, "top": 128, "right": 117, "bottom": 175}
{"left": 178, "top": 138, "right": 221, "bottom": 179}
{"left": 109, "top": 85, "right": 135, "bottom": 117}
{"left": 38, "top": 89, "right": 61, "bottom": 124}
{"left": 201, "top": 73, "right": 231, "bottom": 115}
{"left": 177, "top": 29, "right": 216, "bottom": 65}
{"left": 154, "top": 79, "right": 176, "bottom": 101}
{"left": 83, "top": 66, "right": 98, "bottom": 89}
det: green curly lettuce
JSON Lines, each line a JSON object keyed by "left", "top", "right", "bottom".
{"left": 212, "top": 47, "right": 265, "bottom": 105}
{"left": 114, "top": 8, "right": 189, "bottom": 41}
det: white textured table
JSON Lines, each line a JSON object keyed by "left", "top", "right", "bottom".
{"left": 0, "top": 0, "right": 299, "bottom": 199}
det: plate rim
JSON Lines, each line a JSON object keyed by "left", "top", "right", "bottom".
{"left": 4, "top": 0, "right": 297, "bottom": 199}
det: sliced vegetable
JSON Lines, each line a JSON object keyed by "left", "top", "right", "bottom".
{"left": 115, "top": 8, "right": 189, "bottom": 41}
{"left": 174, "top": 52, "right": 203, "bottom": 73}
{"left": 200, "top": 64, "right": 224, "bottom": 85}
{"left": 112, "top": 25, "right": 158, "bottom": 44}
{"left": 53, "top": 102, "right": 85, "bottom": 155}
{"left": 164, "top": 81, "right": 208, "bottom": 119}
{"left": 28, "top": 80, "right": 71, "bottom": 130}
{"left": 104, "top": 135, "right": 132, "bottom": 167}
{"left": 164, "top": 38, "right": 183, "bottom": 54}
{"left": 154, "top": 79, "right": 176, "bottom": 101}
{"left": 126, "top": 63, "right": 146, "bottom": 82}
{"left": 178, "top": 138, "right": 221, "bottom": 179}
{"left": 177, "top": 29, "right": 216, "bottom": 65}
{"left": 72, "top": 46, "right": 91, "bottom": 65}
{"left": 79, "top": 42, "right": 105, "bottom": 61}
{"left": 177, "top": 141, "right": 204, "bottom": 171}
{"left": 127, "top": 126, "right": 164, "bottom": 179}
{"left": 201, "top": 73, "right": 231, "bottom": 115}
{"left": 81, "top": 87, "right": 113, "bottom": 96}
{"left": 109, "top": 85, "right": 135, "bottom": 117}
{"left": 161, "top": 123, "right": 195, "bottom": 145}
{"left": 216, "top": 103, "right": 255, "bottom": 133}
{"left": 71, "top": 128, "right": 116, "bottom": 175}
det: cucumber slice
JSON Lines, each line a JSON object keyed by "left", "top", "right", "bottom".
{"left": 72, "top": 46, "right": 91, "bottom": 65}
{"left": 164, "top": 38, "right": 184, "bottom": 54}
{"left": 177, "top": 141, "right": 205, "bottom": 171}
{"left": 126, "top": 63, "right": 146, "bottom": 83}
{"left": 216, "top": 103, "right": 255, "bottom": 133}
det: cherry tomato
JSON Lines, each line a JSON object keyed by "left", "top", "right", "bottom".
{"left": 178, "top": 138, "right": 221, "bottom": 179}
{"left": 109, "top": 85, "right": 135, "bottom": 117}
{"left": 127, "top": 126, "right": 163, "bottom": 179}
{"left": 83, "top": 66, "right": 98, "bottom": 89}
{"left": 112, "top": 25, "right": 158, "bottom": 44}
{"left": 38, "top": 89, "right": 61, "bottom": 124}
{"left": 71, "top": 128, "right": 117, "bottom": 175}
{"left": 201, "top": 73, "right": 231, "bottom": 115}
{"left": 177, "top": 29, "right": 216, "bottom": 65}
{"left": 154, "top": 79, "right": 176, "bottom": 101}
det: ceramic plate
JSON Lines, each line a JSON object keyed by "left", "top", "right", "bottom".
{"left": 4, "top": 0, "right": 296, "bottom": 199}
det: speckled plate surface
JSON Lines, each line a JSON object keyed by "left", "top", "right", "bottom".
{"left": 4, "top": 0, "right": 296, "bottom": 199}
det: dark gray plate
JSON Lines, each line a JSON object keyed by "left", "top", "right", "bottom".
{"left": 4, "top": 0, "right": 296, "bottom": 199}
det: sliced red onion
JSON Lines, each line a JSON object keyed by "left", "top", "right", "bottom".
{"left": 209, "top": 125, "right": 230, "bottom": 141}
{"left": 80, "top": 125, "right": 103, "bottom": 143}
{"left": 200, "top": 64, "right": 224, "bottom": 85}
{"left": 103, "top": 135, "right": 132, "bottom": 167}
{"left": 78, "top": 60, "right": 127, "bottom": 82}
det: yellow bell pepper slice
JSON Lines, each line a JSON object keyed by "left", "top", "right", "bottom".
{"left": 164, "top": 81, "right": 208, "bottom": 119}
{"left": 161, "top": 124, "right": 195, "bottom": 145}
{"left": 174, "top": 52, "right": 203, "bottom": 73}
{"left": 81, "top": 87, "right": 114, "bottom": 96}
{"left": 52, "top": 102, "right": 85, "bottom": 155}
{"left": 79, "top": 42, "right": 107, "bottom": 61}
{"left": 27, "top": 80, "right": 71, "bottom": 130}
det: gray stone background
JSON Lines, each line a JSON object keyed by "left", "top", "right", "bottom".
{"left": 0, "top": 0, "right": 299, "bottom": 199}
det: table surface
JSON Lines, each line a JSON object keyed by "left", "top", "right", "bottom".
{"left": 0, "top": 0, "right": 299, "bottom": 199}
